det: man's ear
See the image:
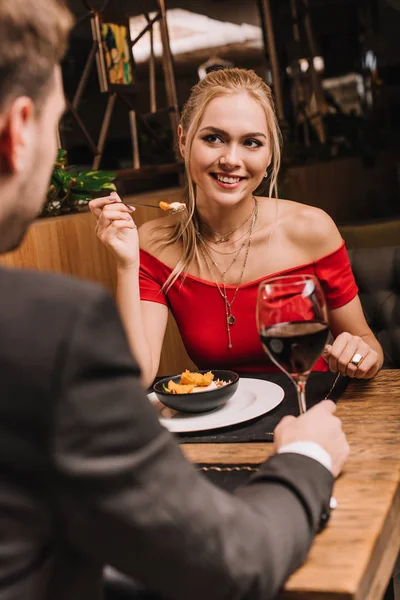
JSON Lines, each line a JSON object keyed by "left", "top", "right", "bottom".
{"left": 0, "top": 97, "right": 35, "bottom": 173}
{"left": 178, "top": 124, "right": 186, "bottom": 159}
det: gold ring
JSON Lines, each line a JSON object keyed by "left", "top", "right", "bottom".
{"left": 350, "top": 352, "right": 364, "bottom": 368}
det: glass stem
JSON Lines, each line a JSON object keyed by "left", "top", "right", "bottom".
{"left": 295, "top": 374, "right": 308, "bottom": 414}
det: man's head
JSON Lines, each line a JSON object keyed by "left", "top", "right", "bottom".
{"left": 0, "top": 0, "right": 73, "bottom": 252}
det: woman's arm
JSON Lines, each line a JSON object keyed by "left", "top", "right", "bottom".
{"left": 89, "top": 194, "right": 168, "bottom": 387}
{"left": 288, "top": 204, "right": 383, "bottom": 378}
{"left": 116, "top": 264, "right": 168, "bottom": 387}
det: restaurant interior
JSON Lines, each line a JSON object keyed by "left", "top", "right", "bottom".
{"left": 1, "top": 1, "right": 399, "bottom": 598}
{"left": 2, "top": 0, "right": 399, "bottom": 377}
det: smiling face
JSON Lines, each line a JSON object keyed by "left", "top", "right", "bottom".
{"left": 182, "top": 91, "right": 271, "bottom": 208}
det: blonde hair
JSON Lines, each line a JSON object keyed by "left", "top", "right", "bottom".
{"left": 161, "top": 68, "right": 282, "bottom": 290}
{"left": 0, "top": 0, "right": 73, "bottom": 111}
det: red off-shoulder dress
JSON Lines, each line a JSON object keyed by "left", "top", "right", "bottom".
{"left": 139, "top": 241, "right": 358, "bottom": 373}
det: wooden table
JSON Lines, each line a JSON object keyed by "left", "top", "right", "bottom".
{"left": 182, "top": 370, "right": 400, "bottom": 600}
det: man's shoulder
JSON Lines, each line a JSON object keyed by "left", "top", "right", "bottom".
{"left": 0, "top": 268, "right": 120, "bottom": 403}
{"left": 0, "top": 267, "right": 111, "bottom": 313}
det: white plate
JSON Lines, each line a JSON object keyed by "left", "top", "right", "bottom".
{"left": 148, "top": 378, "right": 285, "bottom": 433}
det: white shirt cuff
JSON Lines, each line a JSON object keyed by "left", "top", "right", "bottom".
{"left": 277, "top": 441, "right": 332, "bottom": 473}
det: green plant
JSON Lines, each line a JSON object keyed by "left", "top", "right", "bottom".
{"left": 41, "top": 149, "right": 117, "bottom": 217}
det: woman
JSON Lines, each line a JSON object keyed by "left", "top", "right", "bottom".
{"left": 90, "top": 68, "right": 383, "bottom": 388}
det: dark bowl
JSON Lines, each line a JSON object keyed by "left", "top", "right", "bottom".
{"left": 153, "top": 370, "right": 240, "bottom": 414}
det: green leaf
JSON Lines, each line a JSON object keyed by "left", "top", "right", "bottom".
{"left": 162, "top": 384, "right": 171, "bottom": 393}
{"left": 52, "top": 168, "right": 72, "bottom": 188}
{"left": 74, "top": 180, "right": 109, "bottom": 192}
{"left": 55, "top": 148, "right": 67, "bottom": 164}
{"left": 80, "top": 170, "right": 116, "bottom": 179}
{"left": 42, "top": 149, "right": 117, "bottom": 218}
{"left": 50, "top": 176, "right": 62, "bottom": 192}
{"left": 101, "top": 182, "right": 117, "bottom": 191}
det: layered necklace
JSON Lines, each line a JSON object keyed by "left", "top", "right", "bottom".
{"left": 200, "top": 205, "right": 254, "bottom": 244}
{"left": 197, "top": 198, "right": 258, "bottom": 349}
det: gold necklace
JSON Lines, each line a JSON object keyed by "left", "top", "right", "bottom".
{"left": 198, "top": 221, "right": 254, "bottom": 255}
{"left": 201, "top": 238, "right": 247, "bottom": 276}
{"left": 199, "top": 201, "right": 258, "bottom": 348}
{"left": 200, "top": 234, "right": 253, "bottom": 348}
{"left": 199, "top": 197, "right": 278, "bottom": 349}
{"left": 202, "top": 200, "right": 258, "bottom": 279}
{"left": 199, "top": 197, "right": 256, "bottom": 244}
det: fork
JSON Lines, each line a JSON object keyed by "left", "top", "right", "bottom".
{"left": 120, "top": 201, "right": 161, "bottom": 209}
{"left": 120, "top": 201, "right": 186, "bottom": 214}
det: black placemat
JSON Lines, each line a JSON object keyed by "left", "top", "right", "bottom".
{"left": 177, "top": 372, "right": 348, "bottom": 444}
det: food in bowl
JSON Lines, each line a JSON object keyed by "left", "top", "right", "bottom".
{"left": 163, "top": 370, "right": 232, "bottom": 395}
{"left": 153, "top": 369, "right": 239, "bottom": 414}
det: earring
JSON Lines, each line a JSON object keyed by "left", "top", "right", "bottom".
{"left": 263, "top": 171, "right": 268, "bottom": 179}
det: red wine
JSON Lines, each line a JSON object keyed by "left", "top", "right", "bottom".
{"left": 260, "top": 320, "right": 329, "bottom": 375}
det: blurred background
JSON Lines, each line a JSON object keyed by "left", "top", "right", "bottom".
{"left": 61, "top": 0, "right": 400, "bottom": 225}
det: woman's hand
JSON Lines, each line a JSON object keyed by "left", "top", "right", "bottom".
{"left": 89, "top": 192, "right": 139, "bottom": 268}
{"left": 323, "top": 332, "right": 381, "bottom": 379}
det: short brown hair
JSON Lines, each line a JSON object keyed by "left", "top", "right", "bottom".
{"left": 0, "top": 0, "right": 73, "bottom": 108}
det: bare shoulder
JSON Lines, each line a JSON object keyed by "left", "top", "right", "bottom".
{"left": 138, "top": 214, "right": 177, "bottom": 256}
{"left": 277, "top": 199, "right": 342, "bottom": 260}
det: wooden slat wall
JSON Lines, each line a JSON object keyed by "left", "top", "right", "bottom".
{"left": 0, "top": 187, "right": 196, "bottom": 376}
{"left": 282, "top": 153, "right": 398, "bottom": 223}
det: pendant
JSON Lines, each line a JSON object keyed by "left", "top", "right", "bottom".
{"left": 216, "top": 236, "right": 230, "bottom": 244}
{"left": 227, "top": 314, "right": 236, "bottom": 325}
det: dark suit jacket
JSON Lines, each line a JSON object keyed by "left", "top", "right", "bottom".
{"left": 0, "top": 267, "right": 333, "bottom": 600}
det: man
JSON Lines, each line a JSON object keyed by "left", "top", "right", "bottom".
{"left": 0, "top": 1, "right": 349, "bottom": 599}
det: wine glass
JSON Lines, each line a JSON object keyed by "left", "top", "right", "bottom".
{"left": 256, "top": 274, "right": 329, "bottom": 414}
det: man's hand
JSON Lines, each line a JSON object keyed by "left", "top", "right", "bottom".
{"left": 273, "top": 401, "right": 349, "bottom": 477}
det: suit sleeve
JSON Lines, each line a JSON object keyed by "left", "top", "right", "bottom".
{"left": 52, "top": 288, "right": 333, "bottom": 600}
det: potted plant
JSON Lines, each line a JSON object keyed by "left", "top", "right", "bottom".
{"left": 41, "top": 149, "right": 117, "bottom": 217}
